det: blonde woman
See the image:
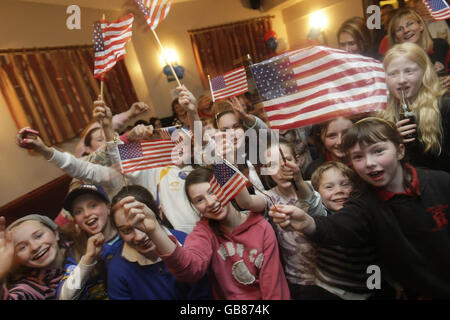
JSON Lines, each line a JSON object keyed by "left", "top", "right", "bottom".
{"left": 380, "top": 42, "right": 450, "bottom": 172}
{"left": 388, "top": 8, "right": 449, "bottom": 79}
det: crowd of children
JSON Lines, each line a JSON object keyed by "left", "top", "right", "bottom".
{"left": 1, "top": 6, "right": 449, "bottom": 300}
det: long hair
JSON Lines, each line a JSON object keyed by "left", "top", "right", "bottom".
{"left": 211, "top": 100, "right": 236, "bottom": 129}
{"left": 337, "top": 16, "right": 373, "bottom": 56}
{"left": 387, "top": 8, "right": 433, "bottom": 52}
{"left": 380, "top": 42, "right": 446, "bottom": 154}
{"left": 185, "top": 166, "right": 242, "bottom": 236}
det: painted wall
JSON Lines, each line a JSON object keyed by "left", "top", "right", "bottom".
{"left": 282, "top": 0, "right": 364, "bottom": 49}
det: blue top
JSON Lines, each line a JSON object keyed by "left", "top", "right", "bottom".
{"left": 57, "top": 234, "right": 123, "bottom": 300}
{"left": 107, "top": 229, "right": 213, "bottom": 300}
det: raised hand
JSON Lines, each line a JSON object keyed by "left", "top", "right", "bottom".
{"left": 279, "top": 158, "right": 300, "bottom": 180}
{"left": 229, "top": 96, "right": 246, "bottom": 118}
{"left": 269, "top": 204, "right": 316, "bottom": 235}
{"left": 81, "top": 233, "right": 105, "bottom": 265}
{"left": 93, "top": 96, "right": 112, "bottom": 127}
{"left": 93, "top": 96, "right": 114, "bottom": 141}
{"left": 127, "top": 102, "right": 150, "bottom": 119}
{"left": 440, "top": 75, "right": 450, "bottom": 90}
{"left": 119, "top": 196, "right": 159, "bottom": 234}
{"left": 395, "top": 118, "right": 417, "bottom": 144}
{"left": 16, "top": 127, "right": 54, "bottom": 160}
{"left": 176, "top": 86, "right": 197, "bottom": 113}
{"left": 126, "top": 124, "right": 154, "bottom": 142}
{"left": 0, "top": 216, "right": 15, "bottom": 280}
{"left": 212, "top": 131, "right": 236, "bottom": 163}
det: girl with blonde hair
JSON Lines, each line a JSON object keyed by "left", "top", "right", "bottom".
{"left": 380, "top": 42, "right": 450, "bottom": 172}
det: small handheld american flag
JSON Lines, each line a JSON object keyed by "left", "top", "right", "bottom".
{"left": 208, "top": 163, "right": 248, "bottom": 206}
{"left": 93, "top": 13, "right": 134, "bottom": 79}
{"left": 118, "top": 140, "right": 179, "bottom": 173}
{"left": 422, "top": 0, "right": 450, "bottom": 20}
{"left": 209, "top": 66, "right": 249, "bottom": 102}
{"left": 250, "top": 46, "right": 387, "bottom": 130}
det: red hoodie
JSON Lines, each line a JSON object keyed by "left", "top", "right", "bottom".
{"left": 161, "top": 212, "right": 290, "bottom": 300}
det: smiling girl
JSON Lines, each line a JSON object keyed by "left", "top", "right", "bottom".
{"left": 380, "top": 42, "right": 450, "bottom": 172}
{"left": 106, "top": 185, "right": 212, "bottom": 300}
{"left": 0, "top": 215, "right": 66, "bottom": 300}
{"left": 304, "top": 116, "right": 354, "bottom": 179}
{"left": 115, "top": 166, "right": 290, "bottom": 300}
{"left": 270, "top": 117, "right": 450, "bottom": 298}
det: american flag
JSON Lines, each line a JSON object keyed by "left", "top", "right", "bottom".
{"left": 210, "top": 66, "right": 249, "bottom": 101}
{"left": 208, "top": 163, "right": 248, "bottom": 206}
{"left": 118, "top": 140, "right": 179, "bottom": 173}
{"left": 422, "top": 0, "right": 450, "bottom": 20}
{"left": 93, "top": 13, "right": 134, "bottom": 79}
{"left": 250, "top": 46, "right": 387, "bottom": 130}
{"left": 135, "top": 0, "right": 172, "bottom": 30}
{"left": 158, "top": 125, "right": 180, "bottom": 139}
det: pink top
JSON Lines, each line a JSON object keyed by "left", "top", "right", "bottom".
{"left": 161, "top": 212, "right": 290, "bottom": 300}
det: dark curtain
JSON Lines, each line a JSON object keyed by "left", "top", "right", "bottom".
{"left": 0, "top": 45, "right": 138, "bottom": 146}
{"left": 189, "top": 16, "right": 275, "bottom": 89}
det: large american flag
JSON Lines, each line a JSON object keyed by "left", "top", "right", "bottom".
{"left": 135, "top": 0, "right": 172, "bottom": 30}
{"left": 208, "top": 163, "right": 248, "bottom": 206}
{"left": 210, "top": 66, "right": 249, "bottom": 101}
{"left": 422, "top": 0, "right": 450, "bottom": 20}
{"left": 250, "top": 46, "right": 387, "bottom": 130}
{"left": 93, "top": 13, "right": 134, "bottom": 79}
{"left": 118, "top": 140, "right": 179, "bottom": 173}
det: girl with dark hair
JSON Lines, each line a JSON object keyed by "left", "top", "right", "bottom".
{"left": 304, "top": 116, "right": 354, "bottom": 180}
{"left": 114, "top": 167, "right": 290, "bottom": 300}
{"left": 270, "top": 117, "right": 450, "bottom": 298}
{"left": 106, "top": 185, "right": 212, "bottom": 300}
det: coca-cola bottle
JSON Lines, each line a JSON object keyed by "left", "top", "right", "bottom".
{"left": 400, "top": 89, "right": 416, "bottom": 141}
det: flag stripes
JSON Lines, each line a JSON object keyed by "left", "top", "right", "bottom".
{"left": 94, "top": 13, "right": 134, "bottom": 79}
{"left": 136, "top": 0, "right": 172, "bottom": 30}
{"left": 251, "top": 46, "right": 387, "bottom": 130}
{"left": 118, "top": 140, "right": 179, "bottom": 173}
{"left": 208, "top": 163, "right": 248, "bottom": 206}
{"left": 422, "top": 0, "right": 450, "bottom": 20}
{"left": 210, "top": 66, "right": 249, "bottom": 101}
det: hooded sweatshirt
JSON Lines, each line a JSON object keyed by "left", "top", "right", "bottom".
{"left": 161, "top": 211, "right": 290, "bottom": 300}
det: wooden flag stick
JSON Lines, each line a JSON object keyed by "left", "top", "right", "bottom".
{"left": 151, "top": 28, "right": 181, "bottom": 87}
{"left": 207, "top": 75, "right": 215, "bottom": 103}
{"left": 99, "top": 13, "right": 106, "bottom": 102}
{"left": 100, "top": 80, "right": 104, "bottom": 101}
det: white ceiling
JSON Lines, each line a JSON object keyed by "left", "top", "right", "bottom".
{"left": 16, "top": 0, "right": 195, "bottom": 11}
